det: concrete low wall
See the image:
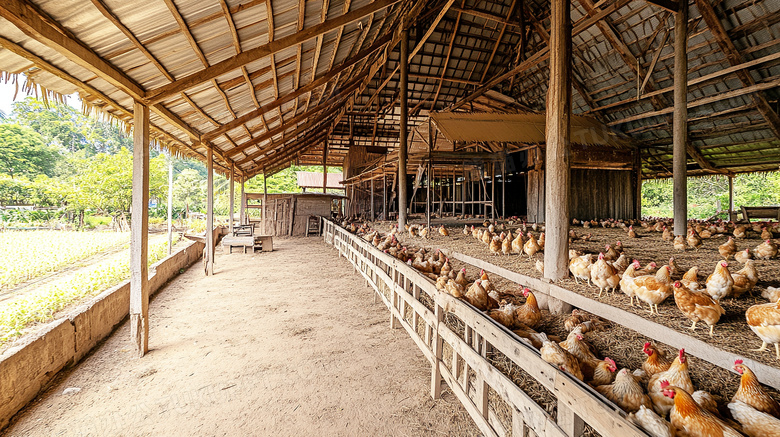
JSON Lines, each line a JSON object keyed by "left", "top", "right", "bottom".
{"left": 0, "top": 240, "right": 205, "bottom": 430}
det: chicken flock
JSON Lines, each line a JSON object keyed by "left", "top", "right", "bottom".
{"left": 415, "top": 217, "right": 780, "bottom": 362}
{"left": 341, "top": 218, "right": 780, "bottom": 436}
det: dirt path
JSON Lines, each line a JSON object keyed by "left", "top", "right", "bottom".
{"left": 2, "top": 237, "right": 477, "bottom": 437}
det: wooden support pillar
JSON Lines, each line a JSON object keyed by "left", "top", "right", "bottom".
{"left": 673, "top": 0, "right": 688, "bottom": 235}
{"left": 206, "top": 148, "right": 214, "bottom": 276}
{"left": 426, "top": 162, "right": 431, "bottom": 229}
{"left": 728, "top": 175, "right": 734, "bottom": 221}
{"left": 240, "top": 178, "right": 245, "bottom": 225}
{"left": 167, "top": 154, "right": 173, "bottom": 255}
{"left": 491, "top": 162, "right": 496, "bottom": 220}
{"left": 229, "top": 164, "right": 235, "bottom": 235}
{"left": 398, "top": 28, "right": 409, "bottom": 229}
{"left": 543, "top": 0, "right": 572, "bottom": 282}
{"left": 501, "top": 157, "right": 506, "bottom": 219}
{"left": 633, "top": 149, "right": 642, "bottom": 219}
{"left": 130, "top": 101, "right": 150, "bottom": 357}
{"left": 323, "top": 140, "right": 329, "bottom": 194}
{"left": 383, "top": 172, "right": 387, "bottom": 220}
{"left": 370, "top": 179, "right": 375, "bottom": 220}
{"left": 452, "top": 169, "right": 456, "bottom": 216}
{"left": 263, "top": 172, "right": 268, "bottom": 233}
{"left": 461, "top": 169, "right": 466, "bottom": 217}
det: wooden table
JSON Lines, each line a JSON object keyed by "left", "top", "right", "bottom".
{"left": 222, "top": 234, "right": 273, "bottom": 253}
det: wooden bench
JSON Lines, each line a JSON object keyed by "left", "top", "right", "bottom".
{"left": 740, "top": 206, "right": 780, "bottom": 223}
{"left": 222, "top": 235, "right": 273, "bottom": 253}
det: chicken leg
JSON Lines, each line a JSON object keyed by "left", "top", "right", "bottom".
{"left": 689, "top": 321, "right": 698, "bottom": 331}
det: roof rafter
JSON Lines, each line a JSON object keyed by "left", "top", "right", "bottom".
{"left": 144, "top": 0, "right": 402, "bottom": 105}
{"left": 693, "top": 0, "right": 780, "bottom": 140}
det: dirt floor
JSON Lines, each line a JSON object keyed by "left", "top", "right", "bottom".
{"left": 368, "top": 218, "right": 780, "bottom": 409}
{"left": 2, "top": 237, "right": 478, "bottom": 437}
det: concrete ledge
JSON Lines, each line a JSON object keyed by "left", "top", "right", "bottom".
{"left": 0, "top": 240, "right": 205, "bottom": 430}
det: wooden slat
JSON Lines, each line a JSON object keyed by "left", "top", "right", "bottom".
{"left": 445, "top": 250, "right": 780, "bottom": 391}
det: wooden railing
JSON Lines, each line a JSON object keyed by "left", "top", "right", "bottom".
{"left": 322, "top": 219, "right": 647, "bottom": 437}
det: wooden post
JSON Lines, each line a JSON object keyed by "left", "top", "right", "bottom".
{"left": 461, "top": 169, "right": 466, "bottom": 216}
{"left": 370, "top": 179, "right": 375, "bottom": 220}
{"left": 229, "top": 163, "right": 235, "bottom": 236}
{"left": 383, "top": 172, "right": 387, "bottom": 220}
{"left": 673, "top": 0, "right": 688, "bottom": 236}
{"left": 543, "top": 0, "right": 571, "bottom": 282}
{"left": 240, "top": 178, "right": 245, "bottom": 224}
{"left": 502, "top": 157, "right": 506, "bottom": 219}
{"left": 728, "top": 175, "right": 734, "bottom": 221}
{"left": 426, "top": 162, "right": 431, "bottom": 229}
{"left": 633, "top": 149, "right": 642, "bottom": 219}
{"left": 263, "top": 172, "right": 268, "bottom": 233}
{"left": 167, "top": 154, "right": 173, "bottom": 255}
{"left": 323, "top": 140, "right": 328, "bottom": 194}
{"left": 452, "top": 168, "right": 456, "bottom": 217}
{"left": 206, "top": 148, "right": 214, "bottom": 276}
{"left": 130, "top": 101, "right": 150, "bottom": 357}
{"left": 491, "top": 162, "right": 496, "bottom": 220}
{"left": 398, "top": 28, "right": 409, "bottom": 229}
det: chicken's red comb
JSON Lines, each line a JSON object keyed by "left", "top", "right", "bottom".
{"left": 605, "top": 357, "right": 616, "bottom": 367}
{"left": 735, "top": 359, "right": 743, "bottom": 365}
{"left": 674, "top": 281, "right": 682, "bottom": 287}
{"left": 660, "top": 380, "right": 670, "bottom": 389}
{"left": 461, "top": 268, "right": 466, "bottom": 272}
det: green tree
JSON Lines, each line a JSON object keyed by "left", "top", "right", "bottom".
{"left": 65, "top": 148, "right": 166, "bottom": 218}
{"left": 173, "top": 168, "right": 205, "bottom": 215}
{"left": 0, "top": 123, "right": 60, "bottom": 179}
{"left": 11, "top": 97, "right": 131, "bottom": 155}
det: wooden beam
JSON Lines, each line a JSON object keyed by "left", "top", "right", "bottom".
{"left": 644, "top": 0, "right": 678, "bottom": 13}
{"left": 397, "top": 28, "right": 409, "bottom": 229}
{"left": 363, "top": 0, "right": 456, "bottom": 112}
{"left": 145, "top": 0, "right": 402, "bottom": 104}
{"left": 694, "top": 0, "right": 780, "bottom": 140}
{"left": 672, "top": 1, "right": 688, "bottom": 236}
{"left": 608, "top": 77, "right": 780, "bottom": 126}
{"left": 575, "top": 0, "right": 669, "bottom": 109}
{"left": 449, "top": 0, "right": 632, "bottom": 111}
{"left": 130, "top": 101, "right": 150, "bottom": 357}
{"left": 587, "top": 50, "right": 780, "bottom": 114}
{"left": 0, "top": 0, "right": 145, "bottom": 99}
{"left": 544, "top": 0, "right": 572, "bottom": 284}
{"left": 480, "top": 0, "right": 516, "bottom": 83}
{"left": 229, "top": 163, "right": 235, "bottom": 234}
{"left": 231, "top": 80, "right": 360, "bottom": 160}
{"left": 201, "top": 32, "right": 392, "bottom": 142}
{"left": 257, "top": 131, "right": 330, "bottom": 174}
{"left": 430, "top": 2, "right": 463, "bottom": 111}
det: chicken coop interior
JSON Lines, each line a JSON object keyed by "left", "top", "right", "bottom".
{"left": 1, "top": 0, "right": 780, "bottom": 435}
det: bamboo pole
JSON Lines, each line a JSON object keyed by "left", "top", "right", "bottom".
{"left": 673, "top": 1, "right": 688, "bottom": 235}
{"left": 240, "top": 178, "right": 245, "bottom": 225}
{"left": 263, "top": 172, "right": 268, "bottom": 233}
{"left": 543, "top": 0, "right": 572, "bottom": 282}
{"left": 397, "top": 29, "right": 409, "bottom": 229}
{"left": 491, "top": 162, "right": 496, "bottom": 221}
{"left": 130, "top": 101, "right": 150, "bottom": 357}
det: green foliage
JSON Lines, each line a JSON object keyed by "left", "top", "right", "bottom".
{"left": 173, "top": 168, "right": 205, "bottom": 214}
{"left": 10, "top": 97, "right": 131, "bottom": 155}
{"left": 0, "top": 175, "right": 64, "bottom": 207}
{"left": 642, "top": 172, "right": 780, "bottom": 219}
{"left": 63, "top": 148, "right": 167, "bottom": 215}
{"left": 244, "top": 165, "right": 343, "bottom": 194}
{"left": 0, "top": 124, "right": 60, "bottom": 179}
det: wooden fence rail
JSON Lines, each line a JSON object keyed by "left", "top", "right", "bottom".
{"left": 322, "top": 219, "right": 647, "bottom": 437}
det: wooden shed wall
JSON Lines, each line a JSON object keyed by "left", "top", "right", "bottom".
{"left": 527, "top": 169, "right": 635, "bottom": 222}
{"left": 570, "top": 169, "right": 634, "bottom": 220}
{"left": 260, "top": 195, "right": 334, "bottom": 236}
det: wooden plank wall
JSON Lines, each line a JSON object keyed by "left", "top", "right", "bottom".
{"left": 570, "top": 169, "right": 634, "bottom": 220}
{"left": 527, "top": 169, "right": 634, "bottom": 222}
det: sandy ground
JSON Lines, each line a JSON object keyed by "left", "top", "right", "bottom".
{"left": 2, "top": 237, "right": 477, "bottom": 437}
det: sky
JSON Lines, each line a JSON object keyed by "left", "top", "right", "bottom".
{"left": 0, "top": 74, "right": 80, "bottom": 116}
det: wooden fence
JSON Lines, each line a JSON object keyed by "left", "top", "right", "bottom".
{"left": 322, "top": 219, "right": 647, "bottom": 437}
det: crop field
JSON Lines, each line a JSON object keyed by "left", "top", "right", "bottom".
{"left": 0, "top": 231, "right": 181, "bottom": 347}
{"left": 0, "top": 231, "right": 130, "bottom": 290}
